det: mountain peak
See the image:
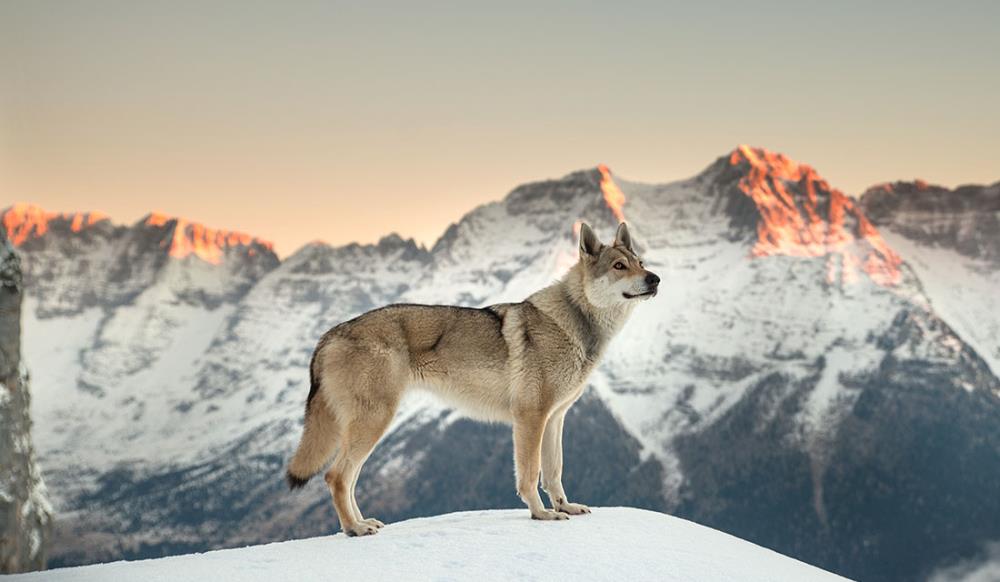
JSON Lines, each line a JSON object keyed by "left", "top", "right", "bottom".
{"left": 140, "top": 212, "right": 274, "bottom": 265}
{"left": 727, "top": 145, "right": 819, "bottom": 184}
{"left": 2, "top": 203, "right": 109, "bottom": 246}
{"left": 721, "top": 146, "right": 902, "bottom": 286}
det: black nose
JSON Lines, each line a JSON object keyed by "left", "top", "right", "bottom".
{"left": 645, "top": 272, "right": 660, "bottom": 286}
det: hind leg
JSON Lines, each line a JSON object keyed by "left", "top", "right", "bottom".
{"left": 324, "top": 405, "right": 396, "bottom": 536}
{"left": 317, "top": 340, "right": 405, "bottom": 535}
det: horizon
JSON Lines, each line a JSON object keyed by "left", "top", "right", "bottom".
{"left": 5, "top": 143, "right": 997, "bottom": 258}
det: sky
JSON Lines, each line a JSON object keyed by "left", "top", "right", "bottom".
{"left": 2, "top": 1, "right": 998, "bottom": 256}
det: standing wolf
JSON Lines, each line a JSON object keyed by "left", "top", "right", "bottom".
{"left": 286, "top": 222, "right": 659, "bottom": 536}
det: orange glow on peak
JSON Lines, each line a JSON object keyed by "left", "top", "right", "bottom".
{"left": 2, "top": 203, "right": 108, "bottom": 246}
{"left": 730, "top": 144, "right": 810, "bottom": 183}
{"left": 597, "top": 164, "right": 627, "bottom": 223}
{"left": 3, "top": 203, "right": 50, "bottom": 245}
{"left": 145, "top": 212, "right": 171, "bottom": 227}
{"left": 2, "top": 205, "right": 272, "bottom": 265}
{"left": 143, "top": 213, "right": 273, "bottom": 264}
{"left": 729, "top": 146, "right": 902, "bottom": 287}
{"left": 70, "top": 211, "right": 108, "bottom": 232}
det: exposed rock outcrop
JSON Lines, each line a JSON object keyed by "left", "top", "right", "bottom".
{"left": 0, "top": 229, "right": 52, "bottom": 573}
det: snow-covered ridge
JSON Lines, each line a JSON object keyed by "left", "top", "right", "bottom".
{"left": 1, "top": 203, "right": 275, "bottom": 267}
{"left": 5, "top": 509, "right": 849, "bottom": 582}
{"left": 142, "top": 212, "right": 274, "bottom": 265}
{"left": 860, "top": 179, "right": 1000, "bottom": 263}
{"left": 0, "top": 203, "right": 281, "bottom": 317}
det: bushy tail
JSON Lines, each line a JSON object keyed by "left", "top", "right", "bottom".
{"left": 286, "top": 368, "right": 339, "bottom": 489}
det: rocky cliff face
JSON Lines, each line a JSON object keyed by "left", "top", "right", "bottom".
{"left": 860, "top": 180, "right": 1000, "bottom": 263}
{"left": 0, "top": 229, "right": 52, "bottom": 573}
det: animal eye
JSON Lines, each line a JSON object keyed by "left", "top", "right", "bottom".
{"left": 614, "top": 262, "right": 626, "bottom": 270}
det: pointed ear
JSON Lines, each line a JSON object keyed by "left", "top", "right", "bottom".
{"left": 614, "top": 222, "right": 633, "bottom": 252}
{"left": 578, "top": 222, "right": 602, "bottom": 259}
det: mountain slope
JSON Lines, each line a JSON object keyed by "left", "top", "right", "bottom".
{"left": 859, "top": 180, "right": 1000, "bottom": 378}
{"left": 5, "top": 148, "right": 1000, "bottom": 582}
{"left": 3, "top": 509, "right": 848, "bottom": 582}
{"left": 1, "top": 205, "right": 280, "bottom": 478}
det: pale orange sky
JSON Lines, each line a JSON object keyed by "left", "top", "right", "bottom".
{"left": 2, "top": 1, "right": 998, "bottom": 256}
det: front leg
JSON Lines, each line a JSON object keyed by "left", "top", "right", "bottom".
{"left": 513, "top": 412, "right": 569, "bottom": 521}
{"left": 541, "top": 407, "right": 591, "bottom": 515}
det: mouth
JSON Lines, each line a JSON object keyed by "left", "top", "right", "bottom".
{"left": 622, "top": 289, "right": 657, "bottom": 300}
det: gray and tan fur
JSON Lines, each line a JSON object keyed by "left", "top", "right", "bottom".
{"left": 286, "top": 222, "right": 659, "bottom": 536}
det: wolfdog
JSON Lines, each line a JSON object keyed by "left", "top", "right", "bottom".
{"left": 286, "top": 222, "right": 659, "bottom": 536}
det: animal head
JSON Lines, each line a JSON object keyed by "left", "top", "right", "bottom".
{"left": 577, "top": 222, "right": 659, "bottom": 308}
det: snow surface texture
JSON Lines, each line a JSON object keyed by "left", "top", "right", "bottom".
{"left": 4, "top": 508, "right": 848, "bottom": 582}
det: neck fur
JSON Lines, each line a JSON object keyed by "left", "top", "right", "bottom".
{"left": 529, "top": 262, "right": 636, "bottom": 341}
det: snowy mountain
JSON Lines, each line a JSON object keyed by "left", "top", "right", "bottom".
{"left": 4, "top": 146, "right": 999, "bottom": 582}
{"left": 3, "top": 205, "right": 278, "bottom": 317}
{"left": 3, "top": 508, "right": 848, "bottom": 582}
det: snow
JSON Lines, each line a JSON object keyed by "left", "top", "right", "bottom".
{"left": 881, "top": 231, "right": 1000, "bottom": 378}
{"left": 6, "top": 508, "right": 848, "bottom": 582}
{"left": 796, "top": 346, "right": 872, "bottom": 444}
{"left": 22, "top": 296, "right": 237, "bottom": 472}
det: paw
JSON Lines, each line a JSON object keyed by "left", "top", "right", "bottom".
{"left": 361, "top": 517, "right": 385, "bottom": 529}
{"left": 555, "top": 501, "right": 591, "bottom": 515}
{"left": 344, "top": 522, "right": 379, "bottom": 537}
{"left": 531, "top": 509, "right": 570, "bottom": 521}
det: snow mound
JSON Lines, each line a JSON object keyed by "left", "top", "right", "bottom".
{"left": 8, "top": 508, "right": 848, "bottom": 581}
